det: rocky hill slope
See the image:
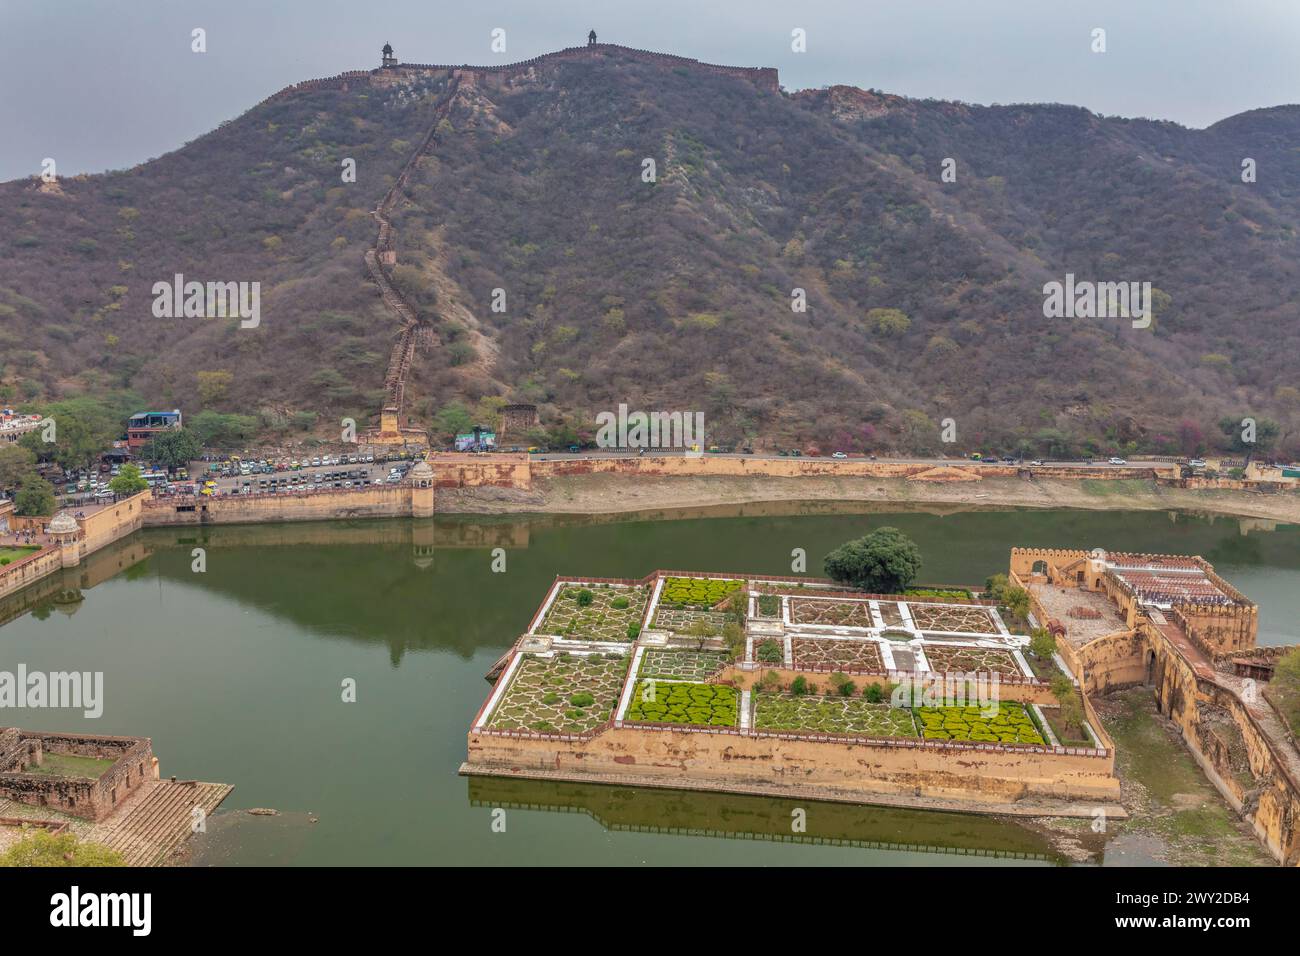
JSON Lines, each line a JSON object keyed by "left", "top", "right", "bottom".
{"left": 1, "top": 44, "right": 1296, "bottom": 456}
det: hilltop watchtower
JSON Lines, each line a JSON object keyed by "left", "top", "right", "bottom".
{"left": 587, "top": 30, "right": 597, "bottom": 47}
{"left": 381, "top": 42, "right": 397, "bottom": 67}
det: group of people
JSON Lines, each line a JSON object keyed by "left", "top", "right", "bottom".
{"left": 3, "top": 529, "right": 48, "bottom": 548}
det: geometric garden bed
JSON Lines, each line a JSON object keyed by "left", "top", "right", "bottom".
{"left": 487, "top": 653, "right": 629, "bottom": 735}
{"left": 791, "top": 637, "right": 885, "bottom": 672}
{"left": 921, "top": 645, "right": 1025, "bottom": 679}
{"left": 753, "top": 694, "right": 917, "bottom": 737}
{"left": 915, "top": 701, "right": 1045, "bottom": 745}
{"left": 537, "top": 584, "right": 649, "bottom": 641}
{"left": 625, "top": 681, "right": 738, "bottom": 727}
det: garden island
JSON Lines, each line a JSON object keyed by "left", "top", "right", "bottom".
{"left": 463, "top": 531, "right": 1300, "bottom": 865}
{"left": 464, "top": 530, "right": 1127, "bottom": 818}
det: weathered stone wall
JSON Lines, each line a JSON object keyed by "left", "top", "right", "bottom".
{"left": 141, "top": 484, "right": 428, "bottom": 526}
{"left": 429, "top": 453, "right": 532, "bottom": 488}
{"left": 1152, "top": 641, "right": 1300, "bottom": 865}
{"left": 7, "top": 514, "right": 47, "bottom": 533}
{"left": 467, "top": 724, "right": 1119, "bottom": 805}
{"left": 78, "top": 491, "right": 148, "bottom": 556}
{"left": 0, "top": 732, "right": 154, "bottom": 821}
{"left": 0, "top": 546, "right": 62, "bottom": 602}
{"left": 1057, "top": 630, "right": 1150, "bottom": 696}
{"left": 525, "top": 456, "right": 1175, "bottom": 486}
{"left": 1171, "top": 603, "right": 1258, "bottom": 657}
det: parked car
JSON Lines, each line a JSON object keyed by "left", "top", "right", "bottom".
{"left": 1188, "top": 458, "right": 1207, "bottom": 468}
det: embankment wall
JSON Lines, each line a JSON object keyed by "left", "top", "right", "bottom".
{"left": 466, "top": 723, "right": 1119, "bottom": 805}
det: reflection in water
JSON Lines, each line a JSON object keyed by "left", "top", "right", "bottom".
{"left": 467, "top": 777, "right": 1071, "bottom": 863}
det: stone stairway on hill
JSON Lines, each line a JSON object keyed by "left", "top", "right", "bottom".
{"left": 365, "top": 75, "right": 462, "bottom": 430}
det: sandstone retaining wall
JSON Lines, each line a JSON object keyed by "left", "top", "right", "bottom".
{"left": 0, "top": 547, "right": 63, "bottom": 602}
{"left": 141, "top": 485, "right": 425, "bottom": 526}
{"left": 467, "top": 723, "right": 1119, "bottom": 805}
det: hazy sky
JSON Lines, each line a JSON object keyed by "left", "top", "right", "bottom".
{"left": 2, "top": 0, "right": 1297, "bottom": 182}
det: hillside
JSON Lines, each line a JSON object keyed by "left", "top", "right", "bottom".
{"left": 1, "top": 44, "right": 1297, "bottom": 457}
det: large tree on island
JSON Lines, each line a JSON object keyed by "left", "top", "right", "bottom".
{"left": 823, "top": 527, "right": 922, "bottom": 593}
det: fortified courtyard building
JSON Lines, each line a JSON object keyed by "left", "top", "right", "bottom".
{"left": 1011, "top": 548, "right": 1299, "bottom": 864}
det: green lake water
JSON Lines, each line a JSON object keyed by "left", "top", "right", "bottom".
{"left": 0, "top": 505, "right": 1295, "bottom": 865}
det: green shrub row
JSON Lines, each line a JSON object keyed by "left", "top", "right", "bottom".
{"left": 626, "top": 681, "right": 738, "bottom": 726}
{"left": 915, "top": 702, "right": 1045, "bottom": 745}
{"left": 660, "top": 577, "right": 743, "bottom": 608}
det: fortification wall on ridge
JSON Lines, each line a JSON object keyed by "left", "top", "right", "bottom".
{"left": 261, "top": 43, "right": 781, "bottom": 106}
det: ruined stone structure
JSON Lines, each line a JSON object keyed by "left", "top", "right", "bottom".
{"left": 499, "top": 404, "right": 539, "bottom": 441}
{"left": 0, "top": 728, "right": 157, "bottom": 821}
{"left": 1009, "top": 547, "right": 1300, "bottom": 865}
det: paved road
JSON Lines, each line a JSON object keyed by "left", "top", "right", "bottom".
{"left": 522, "top": 449, "right": 1151, "bottom": 469}
{"left": 180, "top": 452, "right": 1161, "bottom": 496}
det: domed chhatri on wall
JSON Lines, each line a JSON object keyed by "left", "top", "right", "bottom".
{"left": 47, "top": 511, "right": 79, "bottom": 536}
{"left": 381, "top": 42, "right": 397, "bottom": 67}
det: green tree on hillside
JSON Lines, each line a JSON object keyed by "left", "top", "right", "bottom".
{"left": 1217, "top": 416, "right": 1279, "bottom": 460}
{"left": 865, "top": 308, "right": 911, "bottom": 336}
{"left": 19, "top": 397, "right": 123, "bottom": 472}
{"left": 146, "top": 429, "right": 203, "bottom": 470}
{"left": 1272, "top": 648, "right": 1300, "bottom": 735}
{"left": 0, "top": 444, "right": 38, "bottom": 493}
{"left": 430, "top": 402, "right": 474, "bottom": 443}
{"left": 196, "top": 370, "right": 234, "bottom": 407}
{"left": 187, "top": 411, "right": 258, "bottom": 447}
{"left": 823, "top": 527, "right": 922, "bottom": 593}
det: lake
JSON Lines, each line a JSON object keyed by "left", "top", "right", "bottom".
{"left": 1, "top": 505, "right": 1295, "bottom": 864}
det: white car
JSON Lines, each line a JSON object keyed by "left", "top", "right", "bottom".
{"left": 1188, "top": 458, "right": 1207, "bottom": 468}
{"left": 1108, "top": 457, "right": 1127, "bottom": 465}
{"left": 831, "top": 451, "right": 848, "bottom": 459}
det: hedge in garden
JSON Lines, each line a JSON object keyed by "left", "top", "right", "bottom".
{"left": 660, "top": 577, "right": 744, "bottom": 609}
{"left": 914, "top": 701, "right": 1045, "bottom": 745}
{"left": 626, "top": 680, "right": 738, "bottom": 726}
